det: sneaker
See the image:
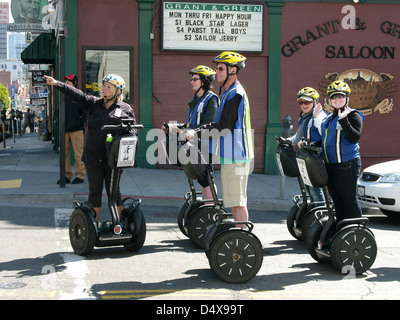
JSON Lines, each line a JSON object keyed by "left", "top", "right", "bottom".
{"left": 57, "top": 177, "right": 70, "bottom": 184}
{"left": 71, "top": 177, "right": 84, "bottom": 184}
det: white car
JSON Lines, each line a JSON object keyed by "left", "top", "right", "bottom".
{"left": 357, "top": 159, "right": 400, "bottom": 217}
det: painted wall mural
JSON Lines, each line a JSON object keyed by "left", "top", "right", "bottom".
{"left": 319, "top": 69, "right": 399, "bottom": 115}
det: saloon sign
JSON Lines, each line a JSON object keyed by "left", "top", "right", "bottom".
{"left": 282, "top": 14, "right": 400, "bottom": 116}
{"left": 319, "top": 69, "right": 399, "bottom": 116}
{"left": 281, "top": 18, "right": 398, "bottom": 60}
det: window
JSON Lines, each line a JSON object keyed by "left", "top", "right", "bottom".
{"left": 83, "top": 47, "right": 133, "bottom": 103}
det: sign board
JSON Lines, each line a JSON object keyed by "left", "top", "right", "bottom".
{"left": 296, "top": 158, "right": 313, "bottom": 187}
{"left": 31, "top": 70, "right": 49, "bottom": 86}
{"left": 7, "top": 0, "right": 52, "bottom": 33}
{"left": 0, "top": 2, "right": 9, "bottom": 24}
{"left": 31, "top": 98, "right": 46, "bottom": 106}
{"left": 38, "top": 90, "right": 48, "bottom": 98}
{"left": 30, "top": 86, "right": 47, "bottom": 99}
{"left": 117, "top": 137, "right": 138, "bottom": 168}
{"left": 162, "top": 1, "right": 264, "bottom": 52}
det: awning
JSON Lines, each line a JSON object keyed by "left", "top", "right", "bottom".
{"left": 21, "top": 31, "right": 56, "bottom": 64}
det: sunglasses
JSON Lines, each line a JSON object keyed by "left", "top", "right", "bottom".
{"left": 215, "top": 67, "right": 227, "bottom": 72}
{"left": 190, "top": 78, "right": 201, "bottom": 82}
{"left": 298, "top": 100, "right": 313, "bottom": 105}
{"left": 330, "top": 94, "right": 346, "bottom": 100}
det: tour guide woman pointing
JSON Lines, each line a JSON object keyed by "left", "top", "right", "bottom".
{"left": 45, "top": 74, "right": 136, "bottom": 222}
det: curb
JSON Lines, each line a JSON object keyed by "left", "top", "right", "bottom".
{"left": 0, "top": 192, "right": 292, "bottom": 212}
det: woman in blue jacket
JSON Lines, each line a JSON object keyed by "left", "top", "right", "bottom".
{"left": 314, "top": 80, "right": 364, "bottom": 222}
{"left": 290, "top": 86, "right": 327, "bottom": 202}
{"left": 186, "top": 65, "right": 219, "bottom": 200}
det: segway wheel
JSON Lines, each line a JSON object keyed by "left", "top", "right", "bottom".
{"left": 177, "top": 200, "right": 190, "bottom": 237}
{"left": 301, "top": 209, "right": 327, "bottom": 240}
{"left": 187, "top": 206, "right": 224, "bottom": 249}
{"left": 286, "top": 203, "right": 303, "bottom": 241}
{"left": 69, "top": 208, "right": 96, "bottom": 256}
{"left": 305, "top": 220, "right": 331, "bottom": 263}
{"left": 124, "top": 208, "right": 147, "bottom": 252}
{"left": 331, "top": 227, "right": 377, "bottom": 275}
{"left": 208, "top": 230, "right": 263, "bottom": 283}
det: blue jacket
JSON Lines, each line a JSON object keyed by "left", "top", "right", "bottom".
{"left": 186, "top": 91, "right": 218, "bottom": 128}
{"left": 321, "top": 109, "right": 364, "bottom": 163}
{"left": 298, "top": 110, "right": 327, "bottom": 143}
{"left": 211, "top": 82, "right": 253, "bottom": 162}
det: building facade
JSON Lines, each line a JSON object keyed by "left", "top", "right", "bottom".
{"left": 22, "top": 0, "right": 400, "bottom": 173}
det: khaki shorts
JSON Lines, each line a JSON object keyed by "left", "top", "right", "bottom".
{"left": 220, "top": 162, "right": 251, "bottom": 208}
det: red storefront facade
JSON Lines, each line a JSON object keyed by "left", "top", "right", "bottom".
{"left": 280, "top": 2, "right": 400, "bottom": 169}
{"left": 55, "top": 0, "right": 400, "bottom": 173}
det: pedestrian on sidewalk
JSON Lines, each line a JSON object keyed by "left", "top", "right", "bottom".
{"left": 59, "top": 74, "right": 86, "bottom": 185}
{"left": 45, "top": 74, "right": 136, "bottom": 221}
{"left": 23, "top": 108, "right": 34, "bottom": 133}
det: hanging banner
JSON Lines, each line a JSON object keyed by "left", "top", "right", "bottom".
{"left": 162, "top": 1, "right": 264, "bottom": 52}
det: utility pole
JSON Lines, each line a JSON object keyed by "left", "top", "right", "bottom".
{"left": 57, "top": 0, "right": 66, "bottom": 188}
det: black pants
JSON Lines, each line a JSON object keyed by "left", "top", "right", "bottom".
{"left": 85, "top": 164, "right": 122, "bottom": 208}
{"left": 326, "top": 158, "right": 362, "bottom": 222}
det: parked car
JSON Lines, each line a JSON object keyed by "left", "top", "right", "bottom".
{"left": 357, "top": 159, "right": 400, "bottom": 217}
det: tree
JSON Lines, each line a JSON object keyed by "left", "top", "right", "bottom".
{"left": 0, "top": 83, "right": 11, "bottom": 110}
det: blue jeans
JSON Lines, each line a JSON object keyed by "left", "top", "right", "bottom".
{"left": 305, "top": 185, "right": 325, "bottom": 203}
{"left": 325, "top": 158, "right": 362, "bottom": 222}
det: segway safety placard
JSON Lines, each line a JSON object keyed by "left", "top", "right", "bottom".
{"left": 296, "top": 158, "right": 313, "bottom": 187}
{"left": 117, "top": 137, "right": 137, "bottom": 167}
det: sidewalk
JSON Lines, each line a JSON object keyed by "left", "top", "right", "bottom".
{"left": 0, "top": 133, "right": 299, "bottom": 211}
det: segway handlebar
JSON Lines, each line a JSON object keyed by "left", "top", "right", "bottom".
{"left": 275, "top": 135, "right": 293, "bottom": 147}
{"left": 299, "top": 139, "right": 322, "bottom": 154}
{"left": 101, "top": 121, "right": 144, "bottom": 131}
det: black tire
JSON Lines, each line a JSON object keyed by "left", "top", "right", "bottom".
{"left": 187, "top": 206, "right": 222, "bottom": 249}
{"left": 301, "top": 209, "right": 327, "bottom": 240}
{"left": 305, "top": 220, "right": 330, "bottom": 263}
{"left": 177, "top": 200, "right": 190, "bottom": 237}
{"left": 208, "top": 230, "right": 263, "bottom": 283}
{"left": 69, "top": 208, "right": 97, "bottom": 256}
{"left": 286, "top": 203, "right": 303, "bottom": 241}
{"left": 124, "top": 208, "right": 146, "bottom": 252}
{"left": 331, "top": 227, "right": 377, "bottom": 275}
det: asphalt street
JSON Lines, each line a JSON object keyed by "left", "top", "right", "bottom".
{"left": 1, "top": 134, "right": 399, "bottom": 304}
{"left": 0, "top": 201, "right": 399, "bottom": 302}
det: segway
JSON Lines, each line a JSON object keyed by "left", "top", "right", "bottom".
{"left": 177, "top": 177, "right": 229, "bottom": 249}
{"left": 299, "top": 142, "right": 377, "bottom": 274}
{"left": 177, "top": 141, "right": 263, "bottom": 283}
{"left": 69, "top": 119, "right": 146, "bottom": 256}
{"left": 162, "top": 122, "right": 227, "bottom": 249}
{"left": 275, "top": 136, "right": 328, "bottom": 241}
{"left": 199, "top": 160, "right": 263, "bottom": 283}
